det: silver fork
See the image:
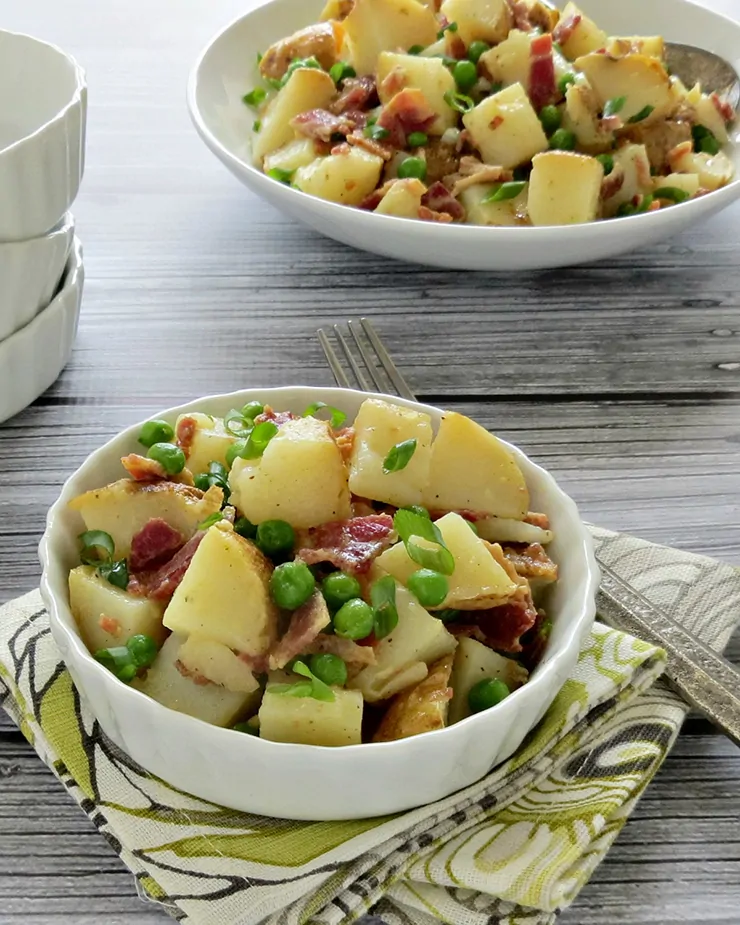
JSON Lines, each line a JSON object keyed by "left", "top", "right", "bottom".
{"left": 317, "top": 318, "right": 740, "bottom": 747}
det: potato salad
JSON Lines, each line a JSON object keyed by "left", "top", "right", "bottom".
{"left": 244, "top": 0, "right": 736, "bottom": 226}
{"left": 67, "top": 398, "right": 558, "bottom": 746}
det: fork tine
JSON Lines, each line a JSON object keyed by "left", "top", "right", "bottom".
{"left": 347, "top": 320, "right": 388, "bottom": 393}
{"left": 360, "top": 318, "right": 417, "bottom": 401}
{"left": 317, "top": 328, "right": 352, "bottom": 389}
{"left": 333, "top": 325, "right": 372, "bottom": 392}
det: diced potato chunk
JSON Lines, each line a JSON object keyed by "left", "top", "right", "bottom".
{"left": 476, "top": 515, "right": 553, "bottom": 545}
{"left": 350, "top": 585, "right": 457, "bottom": 702}
{"left": 667, "top": 148, "right": 734, "bottom": 192}
{"left": 294, "top": 146, "right": 384, "bottom": 206}
{"left": 574, "top": 53, "right": 675, "bottom": 125}
{"left": 348, "top": 398, "right": 434, "bottom": 507}
{"left": 68, "top": 480, "right": 223, "bottom": 559}
{"left": 375, "top": 178, "right": 427, "bottom": 217}
{"left": 480, "top": 29, "right": 531, "bottom": 91}
{"left": 69, "top": 565, "right": 167, "bottom": 653}
{"left": 373, "top": 653, "right": 454, "bottom": 741}
{"left": 602, "top": 144, "right": 653, "bottom": 216}
{"left": 259, "top": 679, "right": 363, "bottom": 746}
{"left": 177, "top": 635, "right": 259, "bottom": 694}
{"left": 263, "top": 138, "right": 322, "bottom": 174}
{"left": 176, "top": 413, "right": 236, "bottom": 477}
{"left": 459, "top": 183, "right": 529, "bottom": 226}
{"left": 440, "top": 0, "right": 513, "bottom": 47}
{"left": 375, "top": 512, "right": 519, "bottom": 609}
{"left": 343, "top": 0, "right": 438, "bottom": 76}
{"left": 253, "top": 68, "right": 336, "bottom": 164}
{"left": 562, "top": 83, "right": 615, "bottom": 154}
{"left": 463, "top": 84, "right": 548, "bottom": 169}
{"left": 692, "top": 93, "right": 730, "bottom": 145}
{"left": 448, "top": 636, "right": 529, "bottom": 725}
{"left": 163, "top": 524, "right": 278, "bottom": 656}
{"left": 377, "top": 53, "right": 457, "bottom": 134}
{"left": 229, "top": 415, "right": 351, "bottom": 528}
{"left": 134, "top": 633, "right": 258, "bottom": 726}
{"left": 422, "top": 411, "right": 529, "bottom": 519}
{"left": 557, "top": 2, "right": 607, "bottom": 60}
{"left": 653, "top": 172, "right": 700, "bottom": 197}
{"left": 606, "top": 36, "right": 665, "bottom": 60}
{"left": 528, "top": 151, "right": 604, "bottom": 226}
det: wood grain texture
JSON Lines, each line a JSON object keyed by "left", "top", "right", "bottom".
{"left": 0, "top": 0, "right": 739, "bottom": 922}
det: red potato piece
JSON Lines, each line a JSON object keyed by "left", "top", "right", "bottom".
{"left": 259, "top": 22, "right": 342, "bottom": 80}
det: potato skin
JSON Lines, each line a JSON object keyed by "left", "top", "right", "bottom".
{"left": 373, "top": 653, "right": 454, "bottom": 742}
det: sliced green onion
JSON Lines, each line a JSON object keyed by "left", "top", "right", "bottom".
{"left": 627, "top": 104, "right": 654, "bottom": 123}
{"left": 603, "top": 96, "right": 627, "bottom": 118}
{"left": 653, "top": 186, "right": 690, "bottom": 204}
{"left": 97, "top": 559, "right": 129, "bottom": 590}
{"left": 481, "top": 181, "right": 527, "bottom": 203}
{"left": 394, "top": 509, "right": 455, "bottom": 575}
{"left": 408, "top": 44, "right": 425, "bottom": 55}
{"left": 281, "top": 56, "right": 322, "bottom": 88}
{"left": 94, "top": 634, "right": 158, "bottom": 683}
{"left": 253, "top": 119, "right": 262, "bottom": 133}
{"left": 267, "top": 167, "right": 295, "bottom": 184}
{"left": 269, "top": 680, "right": 314, "bottom": 697}
{"left": 303, "top": 401, "right": 346, "bottom": 429}
{"left": 433, "top": 608, "right": 461, "bottom": 623}
{"left": 329, "top": 61, "right": 356, "bottom": 84}
{"left": 443, "top": 89, "right": 475, "bottom": 113}
{"left": 238, "top": 421, "right": 279, "bottom": 459}
{"left": 637, "top": 193, "right": 654, "bottom": 213}
{"left": 224, "top": 408, "right": 252, "bottom": 436}
{"left": 243, "top": 87, "right": 267, "bottom": 107}
{"left": 79, "top": 530, "right": 115, "bottom": 564}
{"left": 692, "top": 124, "right": 720, "bottom": 155}
{"left": 370, "top": 575, "right": 399, "bottom": 640}
{"left": 291, "top": 659, "right": 335, "bottom": 701}
{"left": 265, "top": 76, "right": 283, "bottom": 91}
{"left": 595, "top": 153, "right": 614, "bottom": 174}
{"left": 407, "top": 538, "right": 455, "bottom": 575}
{"left": 382, "top": 438, "right": 418, "bottom": 473}
{"left": 198, "top": 512, "right": 224, "bottom": 530}
{"left": 394, "top": 509, "right": 444, "bottom": 546}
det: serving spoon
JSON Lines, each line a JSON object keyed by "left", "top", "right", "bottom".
{"left": 665, "top": 42, "right": 740, "bottom": 113}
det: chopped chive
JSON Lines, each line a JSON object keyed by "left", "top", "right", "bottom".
{"left": 692, "top": 124, "right": 720, "bottom": 155}
{"left": 243, "top": 87, "right": 267, "bottom": 108}
{"left": 253, "top": 119, "right": 262, "bottom": 133}
{"left": 443, "top": 89, "right": 475, "bottom": 113}
{"left": 198, "top": 512, "right": 224, "bottom": 530}
{"left": 382, "top": 438, "right": 418, "bottom": 473}
{"left": 267, "top": 167, "right": 295, "bottom": 184}
{"left": 370, "top": 575, "right": 399, "bottom": 639}
{"left": 482, "top": 181, "right": 527, "bottom": 203}
{"left": 627, "top": 104, "right": 654, "bottom": 123}
{"left": 303, "top": 401, "right": 346, "bottom": 429}
{"left": 408, "top": 44, "right": 425, "bottom": 55}
{"left": 603, "top": 96, "right": 627, "bottom": 118}
{"left": 653, "top": 186, "right": 690, "bottom": 203}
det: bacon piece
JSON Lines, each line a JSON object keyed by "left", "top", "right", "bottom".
{"left": 99, "top": 615, "right": 121, "bottom": 637}
{"left": 238, "top": 651, "right": 270, "bottom": 674}
{"left": 529, "top": 33, "right": 557, "bottom": 111}
{"left": 334, "top": 426, "right": 355, "bottom": 463}
{"left": 507, "top": 0, "right": 534, "bottom": 31}
{"left": 175, "top": 660, "right": 212, "bottom": 686}
{"left": 128, "top": 532, "right": 205, "bottom": 601}
{"left": 421, "top": 182, "right": 466, "bottom": 221}
{"left": 600, "top": 114, "right": 624, "bottom": 132}
{"left": 552, "top": 11, "right": 582, "bottom": 45}
{"left": 176, "top": 416, "right": 197, "bottom": 454}
{"left": 331, "top": 141, "right": 352, "bottom": 156}
{"left": 474, "top": 596, "right": 539, "bottom": 653}
{"left": 711, "top": 93, "right": 734, "bottom": 124}
{"left": 130, "top": 518, "right": 185, "bottom": 571}
{"left": 268, "top": 591, "right": 331, "bottom": 670}
{"left": 418, "top": 205, "right": 454, "bottom": 223}
{"left": 259, "top": 22, "right": 340, "bottom": 80}
{"left": 297, "top": 514, "right": 394, "bottom": 574}
{"left": 601, "top": 165, "right": 625, "bottom": 201}
{"left": 524, "top": 512, "right": 550, "bottom": 530}
{"left": 331, "top": 76, "right": 377, "bottom": 115}
{"left": 447, "top": 33, "right": 468, "bottom": 60}
{"left": 359, "top": 179, "right": 397, "bottom": 210}
{"left": 377, "top": 88, "right": 437, "bottom": 148}
{"left": 304, "top": 633, "right": 377, "bottom": 667}
{"left": 503, "top": 543, "right": 558, "bottom": 585}
{"left": 121, "top": 454, "right": 168, "bottom": 481}
{"left": 347, "top": 132, "right": 394, "bottom": 160}
{"left": 451, "top": 164, "right": 513, "bottom": 196}
{"left": 380, "top": 68, "right": 409, "bottom": 100}
{"left": 254, "top": 406, "right": 298, "bottom": 427}
{"left": 291, "top": 109, "right": 358, "bottom": 142}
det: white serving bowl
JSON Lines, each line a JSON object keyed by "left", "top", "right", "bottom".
{"left": 0, "top": 31, "right": 86, "bottom": 242}
{"left": 0, "top": 235, "right": 83, "bottom": 424}
{"left": 0, "top": 213, "right": 75, "bottom": 342}
{"left": 40, "top": 387, "right": 598, "bottom": 821}
{"left": 188, "top": 0, "right": 740, "bottom": 271}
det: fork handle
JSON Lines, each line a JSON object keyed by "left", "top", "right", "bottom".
{"left": 596, "top": 562, "right": 740, "bottom": 747}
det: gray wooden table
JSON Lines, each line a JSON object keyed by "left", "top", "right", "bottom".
{"left": 1, "top": 0, "right": 739, "bottom": 922}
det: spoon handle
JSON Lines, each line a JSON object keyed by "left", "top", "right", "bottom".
{"left": 596, "top": 558, "right": 740, "bottom": 747}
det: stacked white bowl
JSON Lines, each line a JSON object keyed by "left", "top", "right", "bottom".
{"left": 0, "top": 30, "right": 87, "bottom": 423}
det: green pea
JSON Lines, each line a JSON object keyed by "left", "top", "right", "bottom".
{"left": 558, "top": 72, "right": 576, "bottom": 95}
{"left": 194, "top": 473, "right": 210, "bottom": 492}
{"left": 402, "top": 505, "right": 430, "bottom": 519}
{"left": 138, "top": 419, "right": 175, "bottom": 449}
{"left": 270, "top": 561, "right": 316, "bottom": 610}
{"left": 539, "top": 104, "right": 561, "bottom": 135}
{"left": 453, "top": 59, "right": 478, "bottom": 94}
{"left": 256, "top": 519, "right": 295, "bottom": 558}
{"left": 241, "top": 401, "right": 264, "bottom": 421}
{"left": 147, "top": 442, "right": 186, "bottom": 475}
{"left": 397, "top": 156, "right": 427, "bottom": 181}
{"left": 549, "top": 128, "right": 577, "bottom": 151}
{"left": 468, "top": 678, "right": 510, "bottom": 713}
{"left": 126, "top": 634, "right": 158, "bottom": 669}
{"left": 322, "top": 571, "right": 362, "bottom": 611}
{"left": 467, "top": 40, "right": 491, "bottom": 64}
{"left": 407, "top": 131, "right": 429, "bottom": 147}
{"left": 407, "top": 569, "right": 449, "bottom": 607}
{"left": 308, "top": 653, "right": 348, "bottom": 687}
{"left": 333, "top": 598, "right": 374, "bottom": 640}
{"left": 595, "top": 153, "right": 614, "bottom": 174}
{"left": 408, "top": 44, "right": 425, "bottom": 55}
{"left": 234, "top": 516, "right": 258, "bottom": 539}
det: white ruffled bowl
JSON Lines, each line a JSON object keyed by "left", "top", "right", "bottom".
{"left": 0, "top": 31, "right": 86, "bottom": 242}
{"left": 0, "top": 213, "right": 75, "bottom": 342}
{"left": 0, "top": 236, "right": 83, "bottom": 424}
{"left": 40, "top": 387, "right": 598, "bottom": 821}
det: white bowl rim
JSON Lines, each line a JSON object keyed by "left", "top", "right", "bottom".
{"left": 40, "top": 386, "right": 599, "bottom": 756}
{"left": 0, "top": 233, "right": 82, "bottom": 356}
{"left": 0, "top": 29, "right": 86, "bottom": 158}
{"left": 186, "top": 0, "right": 740, "bottom": 236}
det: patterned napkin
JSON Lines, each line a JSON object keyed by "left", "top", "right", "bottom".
{"left": 1, "top": 526, "right": 739, "bottom": 925}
